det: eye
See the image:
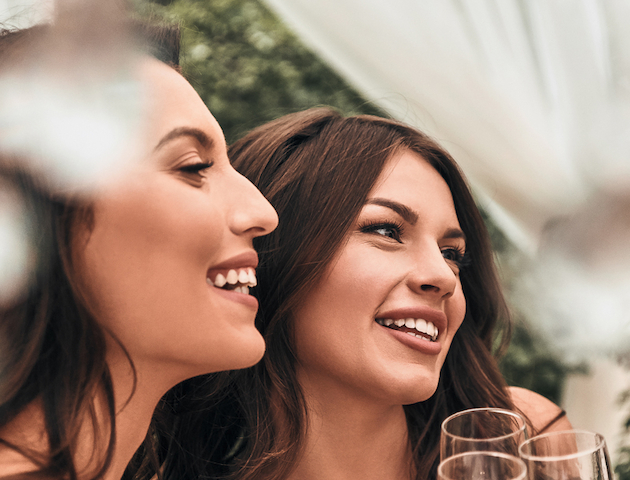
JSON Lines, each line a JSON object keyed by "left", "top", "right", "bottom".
{"left": 177, "top": 161, "right": 213, "bottom": 186}
{"left": 359, "top": 221, "right": 404, "bottom": 243}
{"left": 441, "top": 246, "right": 471, "bottom": 271}
{"left": 179, "top": 161, "right": 213, "bottom": 175}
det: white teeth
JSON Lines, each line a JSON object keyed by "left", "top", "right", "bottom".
{"left": 226, "top": 269, "right": 239, "bottom": 285}
{"left": 208, "top": 268, "right": 257, "bottom": 289}
{"left": 413, "top": 319, "right": 437, "bottom": 339}
{"left": 214, "top": 273, "right": 227, "bottom": 288}
{"left": 234, "top": 286, "right": 250, "bottom": 295}
{"left": 238, "top": 269, "right": 250, "bottom": 284}
{"left": 376, "top": 317, "right": 439, "bottom": 341}
{"left": 416, "top": 319, "right": 427, "bottom": 332}
{"left": 423, "top": 321, "right": 438, "bottom": 340}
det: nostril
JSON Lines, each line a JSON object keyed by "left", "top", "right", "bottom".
{"left": 421, "top": 284, "right": 439, "bottom": 292}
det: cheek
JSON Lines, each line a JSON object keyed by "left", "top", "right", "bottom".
{"left": 298, "top": 247, "right": 392, "bottom": 324}
{"left": 444, "top": 285, "right": 467, "bottom": 347}
{"left": 292, "top": 246, "right": 398, "bottom": 366}
{"left": 75, "top": 178, "right": 221, "bottom": 335}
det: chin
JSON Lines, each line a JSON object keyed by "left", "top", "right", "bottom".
{"left": 182, "top": 332, "right": 265, "bottom": 375}
{"left": 224, "top": 334, "right": 266, "bottom": 371}
{"left": 388, "top": 374, "right": 440, "bottom": 405}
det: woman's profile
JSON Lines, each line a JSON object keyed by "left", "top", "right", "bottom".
{"left": 0, "top": 19, "right": 278, "bottom": 480}
{"left": 158, "top": 107, "right": 570, "bottom": 480}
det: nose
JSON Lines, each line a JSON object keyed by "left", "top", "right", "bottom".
{"left": 407, "top": 244, "right": 457, "bottom": 299}
{"left": 228, "top": 169, "right": 278, "bottom": 238}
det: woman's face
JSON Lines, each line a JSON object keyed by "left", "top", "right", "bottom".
{"left": 293, "top": 150, "right": 466, "bottom": 406}
{"left": 74, "top": 58, "right": 278, "bottom": 379}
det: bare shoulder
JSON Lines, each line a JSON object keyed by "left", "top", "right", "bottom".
{"left": 0, "top": 403, "right": 47, "bottom": 478}
{"left": 0, "top": 448, "right": 41, "bottom": 478}
{"left": 508, "top": 386, "right": 573, "bottom": 434}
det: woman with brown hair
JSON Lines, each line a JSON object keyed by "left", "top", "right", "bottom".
{"left": 0, "top": 20, "right": 278, "bottom": 480}
{"left": 158, "top": 107, "right": 570, "bottom": 480}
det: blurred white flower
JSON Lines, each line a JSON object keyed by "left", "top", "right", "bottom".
{"left": 0, "top": 182, "right": 32, "bottom": 306}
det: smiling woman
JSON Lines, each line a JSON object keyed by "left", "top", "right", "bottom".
{"left": 155, "top": 107, "right": 570, "bottom": 480}
{"left": 0, "top": 21, "right": 277, "bottom": 480}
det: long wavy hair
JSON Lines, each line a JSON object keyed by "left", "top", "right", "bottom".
{"left": 157, "top": 107, "right": 515, "bottom": 480}
{"left": 0, "top": 22, "right": 179, "bottom": 480}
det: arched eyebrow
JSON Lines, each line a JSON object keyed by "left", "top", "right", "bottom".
{"left": 366, "top": 198, "right": 467, "bottom": 242}
{"left": 153, "top": 127, "right": 213, "bottom": 152}
{"left": 443, "top": 228, "right": 467, "bottom": 243}
{"left": 366, "top": 198, "right": 418, "bottom": 225}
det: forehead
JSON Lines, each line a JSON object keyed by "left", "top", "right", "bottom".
{"left": 366, "top": 149, "right": 461, "bottom": 234}
{"left": 374, "top": 150, "right": 452, "bottom": 200}
{"left": 137, "top": 57, "right": 225, "bottom": 153}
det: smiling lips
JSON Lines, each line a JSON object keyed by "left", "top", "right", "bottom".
{"left": 207, "top": 268, "right": 257, "bottom": 294}
{"left": 375, "top": 317, "right": 439, "bottom": 342}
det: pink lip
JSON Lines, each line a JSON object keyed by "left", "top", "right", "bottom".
{"left": 208, "top": 251, "right": 259, "bottom": 274}
{"left": 212, "top": 287, "right": 259, "bottom": 310}
{"left": 375, "top": 306, "right": 447, "bottom": 356}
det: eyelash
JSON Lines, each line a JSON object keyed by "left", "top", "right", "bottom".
{"left": 178, "top": 161, "right": 214, "bottom": 175}
{"left": 441, "top": 246, "right": 471, "bottom": 270}
{"left": 359, "top": 220, "right": 471, "bottom": 270}
{"left": 358, "top": 220, "right": 405, "bottom": 243}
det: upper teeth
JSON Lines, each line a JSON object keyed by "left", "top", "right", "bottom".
{"left": 376, "top": 318, "right": 439, "bottom": 341}
{"left": 207, "top": 268, "right": 257, "bottom": 290}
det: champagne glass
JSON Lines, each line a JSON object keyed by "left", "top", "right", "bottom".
{"left": 438, "top": 451, "right": 527, "bottom": 480}
{"left": 518, "top": 430, "right": 613, "bottom": 480}
{"left": 441, "top": 407, "right": 528, "bottom": 460}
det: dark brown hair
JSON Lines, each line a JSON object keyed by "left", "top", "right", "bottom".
{"left": 0, "top": 21, "right": 179, "bottom": 480}
{"left": 157, "top": 107, "right": 515, "bottom": 480}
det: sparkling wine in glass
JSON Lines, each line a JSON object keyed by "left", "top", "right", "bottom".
{"left": 438, "top": 451, "right": 527, "bottom": 480}
{"left": 441, "top": 407, "right": 528, "bottom": 460}
{"left": 518, "top": 429, "right": 613, "bottom": 480}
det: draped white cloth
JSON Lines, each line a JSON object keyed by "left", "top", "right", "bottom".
{"left": 262, "top": 0, "right": 630, "bottom": 253}
{"left": 0, "top": 0, "right": 52, "bottom": 28}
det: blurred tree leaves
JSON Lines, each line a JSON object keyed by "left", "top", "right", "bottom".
{"left": 136, "top": 0, "right": 572, "bottom": 404}
{"left": 482, "top": 208, "right": 578, "bottom": 405}
{"left": 135, "top": 0, "right": 382, "bottom": 144}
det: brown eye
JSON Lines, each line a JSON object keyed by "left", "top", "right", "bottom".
{"left": 359, "top": 221, "right": 404, "bottom": 243}
{"left": 441, "top": 247, "right": 471, "bottom": 270}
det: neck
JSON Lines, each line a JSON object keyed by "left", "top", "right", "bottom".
{"left": 99, "top": 352, "right": 172, "bottom": 480}
{"left": 286, "top": 376, "right": 413, "bottom": 480}
{"left": 0, "top": 349, "right": 180, "bottom": 480}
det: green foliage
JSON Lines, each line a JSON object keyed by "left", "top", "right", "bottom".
{"left": 137, "top": 0, "right": 573, "bottom": 403}
{"left": 616, "top": 392, "right": 630, "bottom": 479}
{"left": 478, "top": 208, "right": 577, "bottom": 404}
{"left": 499, "top": 319, "right": 584, "bottom": 405}
{"left": 136, "top": 0, "right": 382, "bottom": 143}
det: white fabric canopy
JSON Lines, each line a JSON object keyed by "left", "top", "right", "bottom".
{"left": 0, "top": 0, "right": 52, "bottom": 28}
{"left": 262, "top": 0, "right": 630, "bottom": 253}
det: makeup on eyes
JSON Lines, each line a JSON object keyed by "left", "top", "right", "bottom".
{"left": 358, "top": 219, "right": 405, "bottom": 242}
{"left": 356, "top": 203, "right": 470, "bottom": 271}
{"left": 178, "top": 161, "right": 213, "bottom": 174}
{"left": 440, "top": 245, "right": 470, "bottom": 272}
{"left": 153, "top": 130, "right": 214, "bottom": 169}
